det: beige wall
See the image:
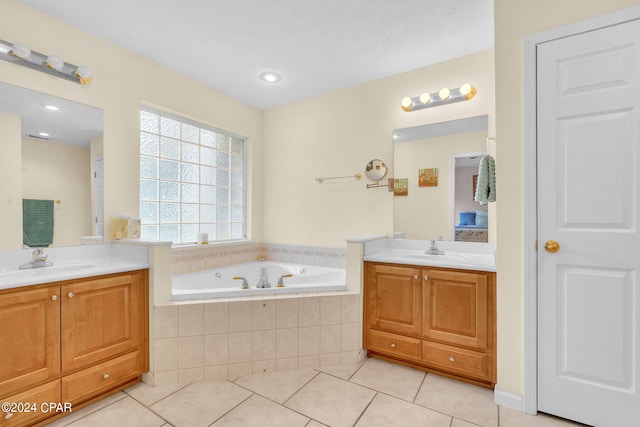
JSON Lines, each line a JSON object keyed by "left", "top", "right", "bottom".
{"left": 22, "top": 139, "right": 92, "bottom": 246}
{"left": 0, "top": 113, "right": 23, "bottom": 248}
{"left": 0, "top": 0, "right": 264, "bottom": 250}
{"left": 263, "top": 49, "right": 495, "bottom": 247}
{"left": 494, "top": 0, "right": 640, "bottom": 396}
{"left": 394, "top": 131, "right": 487, "bottom": 240}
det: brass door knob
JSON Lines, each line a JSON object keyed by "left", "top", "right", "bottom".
{"left": 544, "top": 240, "right": 560, "bottom": 253}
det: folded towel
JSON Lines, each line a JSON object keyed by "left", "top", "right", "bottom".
{"left": 23, "top": 199, "right": 54, "bottom": 247}
{"left": 474, "top": 155, "right": 496, "bottom": 205}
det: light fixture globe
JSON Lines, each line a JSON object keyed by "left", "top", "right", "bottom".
{"left": 419, "top": 92, "right": 431, "bottom": 104}
{"left": 401, "top": 97, "right": 413, "bottom": 111}
{"left": 11, "top": 43, "right": 31, "bottom": 59}
{"left": 75, "top": 66, "right": 92, "bottom": 85}
{"left": 438, "top": 87, "right": 450, "bottom": 100}
{"left": 45, "top": 55, "right": 64, "bottom": 71}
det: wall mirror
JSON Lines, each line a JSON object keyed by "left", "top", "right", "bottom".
{"left": 393, "top": 115, "right": 489, "bottom": 241}
{"left": 0, "top": 82, "right": 104, "bottom": 248}
{"left": 365, "top": 159, "right": 388, "bottom": 182}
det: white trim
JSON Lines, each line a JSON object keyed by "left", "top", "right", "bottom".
{"left": 494, "top": 388, "right": 525, "bottom": 412}
{"left": 522, "top": 4, "right": 640, "bottom": 415}
{"left": 450, "top": 151, "right": 486, "bottom": 240}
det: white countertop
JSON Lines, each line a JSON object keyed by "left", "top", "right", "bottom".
{"left": 363, "top": 239, "right": 496, "bottom": 272}
{"left": 0, "top": 244, "right": 150, "bottom": 291}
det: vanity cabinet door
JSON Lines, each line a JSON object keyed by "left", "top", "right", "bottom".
{"left": 365, "top": 263, "right": 422, "bottom": 337}
{"left": 61, "top": 271, "right": 145, "bottom": 373}
{"left": 422, "top": 269, "right": 488, "bottom": 350}
{"left": 0, "top": 287, "right": 60, "bottom": 398}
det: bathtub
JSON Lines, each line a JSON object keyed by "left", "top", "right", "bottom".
{"left": 172, "top": 261, "right": 346, "bottom": 300}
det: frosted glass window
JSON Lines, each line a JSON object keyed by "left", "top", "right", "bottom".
{"left": 140, "top": 108, "right": 246, "bottom": 244}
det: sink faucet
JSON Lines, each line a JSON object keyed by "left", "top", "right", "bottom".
{"left": 19, "top": 247, "right": 54, "bottom": 269}
{"left": 425, "top": 237, "right": 445, "bottom": 256}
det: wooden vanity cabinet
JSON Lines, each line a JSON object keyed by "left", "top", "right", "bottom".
{"left": 364, "top": 262, "right": 496, "bottom": 387}
{"left": 0, "top": 270, "right": 148, "bottom": 426}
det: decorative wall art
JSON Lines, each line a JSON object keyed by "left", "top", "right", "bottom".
{"left": 393, "top": 178, "right": 408, "bottom": 196}
{"left": 418, "top": 168, "right": 438, "bottom": 187}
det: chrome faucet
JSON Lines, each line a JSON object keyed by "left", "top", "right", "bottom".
{"left": 425, "top": 237, "right": 445, "bottom": 256}
{"left": 233, "top": 276, "right": 250, "bottom": 290}
{"left": 19, "top": 247, "right": 53, "bottom": 269}
{"left": 257, "top": 267, "right": 271, "bottom": 288}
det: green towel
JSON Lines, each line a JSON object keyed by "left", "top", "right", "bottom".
{"left": 23, "top": 199, "right": 54, "bottom": 247}
{"left": 474, "top": 155, "right": 496, "bottom": 205}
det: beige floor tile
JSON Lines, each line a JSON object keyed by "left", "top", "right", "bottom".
{"left": 315, "top": 361, "right": 363, "bottom": 380}
{"left": 355, "top": 393, "right": 452, "bottom": 427}
{"left": 452, "top": 418, "right": 481, "bottom": 427}
{"left": 305, "top": 421, "right": 328, "bottom": 427}
{"left": 285, "top": 373, "right": 375, "bottom": 427}
{"left": 45, "top": 392, "right": 128, "bottom": 426}
{"left": 150, "top": 380, "right": 251, "bottom": 427}
{"left": 212, "top": 394, "right": 309, "bottom": 426}
{"left": 414, "top": 374, "right": 498, "bottom": 427}
{"left": 64, "top": 397, "right": 165, "bottom": 427}
{"left": 500, "top": 407, "right": 588, "bottom": 427}
{"left": 350, "top": 358, "right": 425, "bottom": 401}
{"left": 125, "top": 381, "right": 187, "bottom": 407}
{"left": 234, "top": 368, "right": 318, "bottom": 403}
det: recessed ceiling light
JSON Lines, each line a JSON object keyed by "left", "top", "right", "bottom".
{"left": 43, "top": 105, "right": 60, "bottom": 111}
{"left": 37, "top": 132, "right": 50, "bottom": 137}
{"left": 259, "top": 71, "right": 282, "bottom": 83}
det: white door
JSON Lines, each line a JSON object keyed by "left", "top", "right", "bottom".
{"left": 537, "top": 18, "right": 640, "bottom": 426}
{"left": 92, "top": 156, "right": 104, "bottom": 236}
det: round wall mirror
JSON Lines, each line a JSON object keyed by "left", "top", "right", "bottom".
{"left": 365, "top": 159, "right": 388, "bottom": 181}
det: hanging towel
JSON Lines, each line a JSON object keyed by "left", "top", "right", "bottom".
{"left": 474, "top": 155, "right": 496, "bottom": 205}
{"left": 22, "top": 199, "right": 54, "bottom": 247}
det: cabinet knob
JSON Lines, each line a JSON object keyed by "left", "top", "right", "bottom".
{"left": 103, "top": 373, "right": 110, "bottom": 379}
{"left": 414, "top": 275, "right": 419, "bottom": 280}
{"left": 449, "top": 356, "right": 456, "bottom": 363}
{"left": 390, "top": 342, "right": 396, "bottom": 348}
{"left": 424, "top": 275, "right": 429, "bottom": 281}
{"left": 4, "top": 412, "right": 14, "bottom": 420}
{"left": 51, "top": 294, "right": 58, "bottom": 301}
{"left": 67, "top": 292, "right": 74, "bottom": 298}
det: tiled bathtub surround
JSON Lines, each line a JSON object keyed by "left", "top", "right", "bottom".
{"left": 171, "top": 242, "right": 346, "bottom": 275}
{"left": 152, "top": 293, "right": 362, "bottom": 385}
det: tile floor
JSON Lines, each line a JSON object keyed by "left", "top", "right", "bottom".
{"left": 46, "top": 358, "right": 586, "bottom": 427}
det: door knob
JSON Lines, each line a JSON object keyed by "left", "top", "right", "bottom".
{"left": 544, "top": 240, "right": 560, "bottom": 253}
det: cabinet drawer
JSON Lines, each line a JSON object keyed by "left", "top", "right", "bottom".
{"left": 422, "top": 341, "right": 488, "bottom": 380}
{"left": 0, "top": 380, "right": 60, "bottom": 427}
{"left": 368, "top": 329, "right": 421, "bottom": 361}
{"left": 62, "top": 351, "right": 140, "bottom": 404}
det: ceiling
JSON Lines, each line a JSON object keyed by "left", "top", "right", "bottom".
{"left": 0, "top": 82, "right": 103, "bottom": 147}
{"left": 17, "top": 0, "right": 494, "bottom": 110}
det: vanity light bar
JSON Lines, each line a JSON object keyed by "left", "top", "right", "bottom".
{"left": 0, "top": 39, "right": 92, "bottom": 85}
{"left": 401, "top": 83, "right": 477, "bottom": 112}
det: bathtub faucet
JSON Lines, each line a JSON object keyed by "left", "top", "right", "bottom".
{"left": 277, "top": 274, "right": 293, "bottom": 287}
{"left": 257, "top": 267, "right": 271, "bottom": 288}
{"left": 233, "top": 277, "right": 250, "bottom": 290}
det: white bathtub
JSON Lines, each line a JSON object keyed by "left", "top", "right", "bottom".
{"left": 172, "top": 261, "right": 346, "bottom": 300}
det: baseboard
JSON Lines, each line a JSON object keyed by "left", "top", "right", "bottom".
{"left": 494, "top": 388, "right": 527, "bottom": 413}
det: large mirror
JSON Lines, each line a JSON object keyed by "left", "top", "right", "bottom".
{"left": 393, "top": 115, "right": 489, "bottom": 241}
{"left": 0, "top": 82, "right": 104, "bottom": 248}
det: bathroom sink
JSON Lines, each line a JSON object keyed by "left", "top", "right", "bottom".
{"left": 0, "top": 263, "right": 95, "bottom": 283}
{"left": 402, "top": 253, "right": 479, "bottom": 262}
